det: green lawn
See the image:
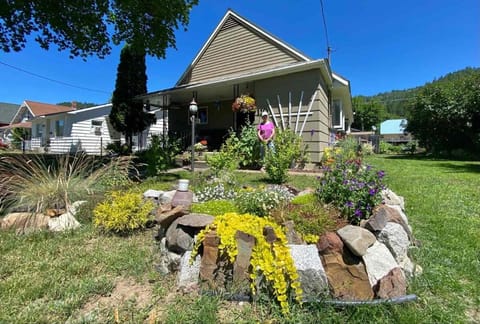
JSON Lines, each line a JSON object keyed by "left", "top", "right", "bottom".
{"left": 0, "top": 155, "right": 479, "bottom": 323}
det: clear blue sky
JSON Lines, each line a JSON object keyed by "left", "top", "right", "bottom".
{"left": 0, "top": 0, "right": 478, "bottom": 106}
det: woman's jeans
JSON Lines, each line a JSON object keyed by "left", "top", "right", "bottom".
{"left": 260, "top": 140, "right": 275, "bottom": 161}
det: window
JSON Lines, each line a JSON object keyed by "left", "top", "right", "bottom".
{"left": 54, "top": 119, "right": 64, "bottom": 137}
{"left": 332, "top": 100, "right": 344, "bottom": 129}
{"left": 91, "top": 120, "right": 103, "bottom": 135}
{"left": 36, "top": 124, "right": 44, "bottom": 137}
{"left": 198, "top": 107, "right": 208, "bottom": 124}
{"left": 188, "top": 106, "right": 208, "bottom": 125}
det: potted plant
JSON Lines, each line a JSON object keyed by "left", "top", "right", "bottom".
{"left": 232, "top": 94, "right": 257, "bottom": 113}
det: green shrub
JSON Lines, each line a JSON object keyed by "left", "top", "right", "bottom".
{"left": 205, "top": 131, "right": 240, "bottom": 175}
{"left": 322, "top": 137, "right": 361, "bottom": 166}
{"left": 136, "top": 134, "right": 181, "bottom": 176}
{"left": 191, "top": 199, "right": 238, "bottom": 216}
{"left": 361, "top": 143, "right": 374, "bottom": 155}
{"left": 106, "top": 141, "right": 130, "bottom": 155}
{"left": 272, "top": 201, "right": 336, "bottom": 237}
{"left": 290, "top": 193, "right": 316, "bottom": 205}
{"left": 234, "top": 124, "right": 262, "bottom": 169}
{"left": 264, "top": 129, "right": 305, "bottom": 184}
{"left": 379, "top": 141, "right": 403, "bottom": 154}
{"left": 93, "top": 191, "right": 155, "bottom": 233}
{"left": 401, "top": 140, "right": 418, "bottom": 154}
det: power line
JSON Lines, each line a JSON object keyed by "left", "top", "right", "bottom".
{"left": 320, "top": 0, "right": 333, "bottom": 61}
{"left": 0, "top": 60, "right": 111, "bottom": 94}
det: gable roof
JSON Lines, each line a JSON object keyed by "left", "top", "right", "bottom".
{"left": 9, "top": 100, "right": 75, "bottom": 126}
{"left": 0, "top": 102, "right": 19, "bottom": 124}
{"left": 380, "top": 119, "right": 408, "bottom": 135}
{"left": 24, "top": 100, "right": 74, "bottom": 116}
{"left": 176, "top": 9, "right": 312, "bottom": 86}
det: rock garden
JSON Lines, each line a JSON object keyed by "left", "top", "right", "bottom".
{"left": 0, "top": 135, "right": 423, "bottom": 318}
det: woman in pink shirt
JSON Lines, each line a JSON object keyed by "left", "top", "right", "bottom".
{"left": 257, "top": 111, "right": 275, "bottom": 160}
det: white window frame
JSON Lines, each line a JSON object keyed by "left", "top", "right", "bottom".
{"left": 332, "top": 100, "right": 344, "bottom": 130}
{"left": 54, "top": 119, "right": 65, "bottom": 137}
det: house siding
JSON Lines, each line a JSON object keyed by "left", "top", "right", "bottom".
{"left": 180, "top": 16, "right": 302, "bottom": 85}
{"left": 68, "top": 117, "right": 112, "bottom": 154}
{"left": 255, "top": 69, "right": 330, "bottom": 163}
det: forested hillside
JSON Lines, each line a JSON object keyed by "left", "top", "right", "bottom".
{"left": 354, "top": 67, "right": 480, "bottom": 119}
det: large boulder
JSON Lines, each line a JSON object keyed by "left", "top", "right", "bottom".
{"left": 374, "top": 267, "right": 407, "bottom": 299}
{"left": 155, "top": 205, "right": 187, "bottom": 228}
{"left": 165, "top": 218, "right": 195, "bottom": 253}
{"left": 177, "top": 251, "right": 201, "bottom": 290}
{"left": 289, "top": 244, "right": 328, "bottom": 297}
{"left": 0, "top": 212, "right": 49, "bottom": 234}
{"left": 317, "top": 232, "right": 344, "bottom": 255}
{"left": 337, "top": 225, "right": 376, "bottom": 257}
{"left": 377, "top": 222, "right": 410, "bottom": 260}
{"left": 48, "top": 211, "right": 81, "bottom": 232}
{"left": 156, "top": 237, "right": 182, "bottom": 275}
{"left": 363, "top": 241, "right": 399, "bottom": 287}
{"left": 177, "top": 213, "right": 214, "bottom": 228}
{"left": 381, "top": 188, "right": 405, "bottom": 210}
{"left": 321, "top": 250, "right": 374, "bottom": 300}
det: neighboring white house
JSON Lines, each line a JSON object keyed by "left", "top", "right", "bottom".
{"left": 29, "top": 103, "right": 168, "bottom": 155}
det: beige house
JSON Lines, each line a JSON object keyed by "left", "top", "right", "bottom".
{"left": 141, "top": 10, "right": 353, "bottom": 163}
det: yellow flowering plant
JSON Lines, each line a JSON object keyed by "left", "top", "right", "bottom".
{"left": 192, "top": 213, "right": 302, "bottom": 314}
{"left": 232, "top": 94, "right": 257, "bottom": 113}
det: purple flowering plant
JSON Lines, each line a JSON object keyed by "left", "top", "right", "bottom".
{"left": 316, "top": 159, "right": 386, "bottom": 224}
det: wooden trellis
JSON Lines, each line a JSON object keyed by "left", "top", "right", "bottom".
{"left": 265, "top": 90, "right": 318, "bottom": 136}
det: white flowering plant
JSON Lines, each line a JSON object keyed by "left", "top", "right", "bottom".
{"left": 234, "top": 185, "right": 294, "bottom": 217}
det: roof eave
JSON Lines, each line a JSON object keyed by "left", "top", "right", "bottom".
{"left": 145, "top": 59, "right": 331, "bottom": 99}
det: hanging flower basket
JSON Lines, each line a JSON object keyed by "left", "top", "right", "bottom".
{"left": 232, "top": 94, "right": 257, "bottom": 113}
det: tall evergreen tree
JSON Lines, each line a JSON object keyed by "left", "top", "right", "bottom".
{"left": 110, "top": 45, "right": 155, "bottom": 150}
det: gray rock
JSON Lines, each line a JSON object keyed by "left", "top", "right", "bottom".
{"left": 374, "top": 205, "right": 413, "bottom": 241}
{"left": 165, "top": 218, "right": 195, "bottom": 253}
{"left": 397, "top": 255, "right": 415, "bottom": 278}
{"left": 68, "top": 201, "right": 87, "bottom": 216}
{"left": 233, "top": 231, "right": 256, "bottom": 292}
{"left": 0, "top": 212, "right": 49, "bottom": 234}
{"left": 337, "top": 225, "right": 376, "bottom": 257}
{"left": 363, "top": 241, "right": 399, "bottom": 287}
{"left": 177, "top": 251, "right": 201, "bottom": 289}
{"left": 289, "top": 244, "right": 328, "bottom": 297}
{"left": 157, "top": 238, "right": 182, "bottom": 275}
{"left": 160, "top": 190, "right": 177, "bottom": 204}
{"left": 48, "top": 211, "right": 81, "bottom": 232}
{"left": 155, "top": 205, "right": 187, "bottom": 229}
{"left": 296, "top": 187, "right": 315, "bottom": 197}
{"left": 374, "top": 267, "right": 407, "bottom": 299}
{"left": 143, "top": 189, "right": 164, "bottom": 200}
{"left": 177, "top": 213, "right": 214, "bottom": 228}
{"left": 364, "top": 209, "right": 388, "bottom": 232}
{"left": 381, "top": 189, "right": 405, "bottom": 210}
{"left": 377, "top": 222, "right": 410, "bottom": 260}
{"left": 284, "top": 220, "right": 305, "bottom": 245}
